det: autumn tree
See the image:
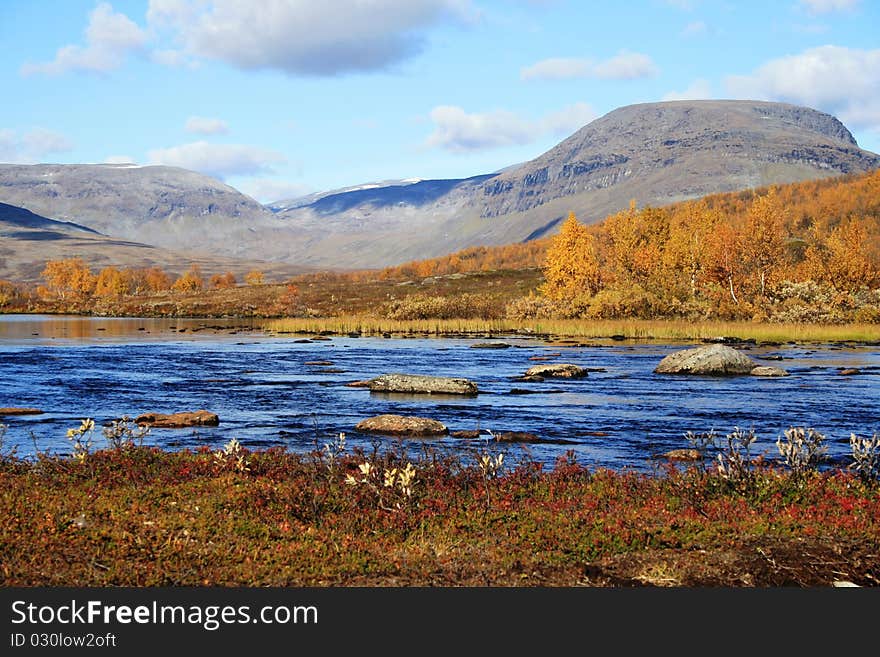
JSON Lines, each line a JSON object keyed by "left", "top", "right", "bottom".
{"left": 664, "top": 200, "right": 721, "bottom": 299}
{"left": 704, "top": 223, "right": 743, "bottom": 304}
{"left": 244, "top": 270, "right": 265, "bottom": 286}
{"left": 601, "top": 202, "right": 670, "bottom": 292}
{"left": 804, "top": 219, "right": 880, "bottom": 293}
{"left": 210, "top": 272, "right": 237, "bottom": 289}
{"left": 0, "top": 279, "right": 18, "bottom": 307}
{"left": 95, "top": 267, "right": 130, "bottom": 297}
{"left": 541, "top": 212, "right": 603, "bottom": 302}
{"left": 172, "top": 264, "right": 204, "bottom": 293}
{"left": 144, "top": 267, "right": 172, "bottom": 293}
{"left": 41, "top": 258, "right": 96, "bottom": 301}
{"left": 738, "top": 188, "right": 788, "bottom": 297}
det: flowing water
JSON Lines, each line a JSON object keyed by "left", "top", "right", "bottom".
{"left": 1, "top": 314, "right": 879, "bottom": 471}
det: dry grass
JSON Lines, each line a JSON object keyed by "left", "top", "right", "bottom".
{"left": 266, "top": 316, "right": 880, "bottom": 343}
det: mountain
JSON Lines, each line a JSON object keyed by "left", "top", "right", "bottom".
{"left": 0, "top": 163, "right": 283, "bottom": 258}
{"left": 0, "top": 201, "right": 305, "bottom": 283}
{"left": 2, "top": 100, "right": 879, "bottom": 274}
{"left": 272, "top": 100, "right": 880, "bottom": 267}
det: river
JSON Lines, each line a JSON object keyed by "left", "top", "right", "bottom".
{"left": 1, "top": 314, "right": 878, "bottom": 471}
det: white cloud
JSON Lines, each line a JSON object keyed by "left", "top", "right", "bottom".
{"left": 798, "top": 0, "right": 860, "bottom": 15}
{"left": 521, "top": 51, "right": 658, "bottom": 81}
{"left": 185, "top": 116, "right": 229, "bottom": 135}
{"left": 425, "top": 102, "right": 596, "bottom": 153}
{"left": 681, "top": 20, "right": 707, "bottom": 36}
{"left": 662, "top": 79, "right": 712, "bottom": 101}
{"left": 147, "top": 141, "right": 286, "bottom": 179}
{"left": 541, "top": 102, "right": 598, "bottom": 135}
{"left": 21, "top": 3, "right": 147, "bottom": 76}
{"left": 104, "top": 155, "right": 137, "bottom": 164}
{"left": 520, "top": 57, "right": 591, "bottom": 81}
{"left": 0, "top": 128, "right": 74, "bottom": 163}
{"left": 146, "top": 0, "right": 477, "bottom": 76}
{"left": 726, "top": 46, "right": 880, "bottom": 131}
{"left": 236, "top": 178, "right": 313, "bottom": 203}
{"left": 425, "top": 106, "right": 537, "bottom": 152}
{"left": 592, "top": 51, "right": 659, "bottom": 80}
{"left": 151, "top": 48, "right": 199, "bottom": 69}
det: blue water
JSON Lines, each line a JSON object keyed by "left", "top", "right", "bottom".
{"left": 1, "top": 315, "right": 879, "bottom": 471}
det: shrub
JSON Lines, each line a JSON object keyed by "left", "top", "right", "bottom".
{"left": 504, "top": 293, "right": 557, "bottom": 320}
{"left": 776, "top": 427, "right": 827, "bottom": 477}
{"left": 384, "top": 293, "right": 501, "bottom": 319}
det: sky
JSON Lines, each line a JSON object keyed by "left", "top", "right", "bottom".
{"left": 0, "top": 0, "right": 878, "bottom": 203}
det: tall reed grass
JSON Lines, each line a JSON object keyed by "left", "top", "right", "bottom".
{"left": 264, "top": 316, "right": 880, "bottom": 342}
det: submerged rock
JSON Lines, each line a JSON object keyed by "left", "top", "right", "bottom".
{"left": 661, "top": 449, "right": 703, "bottom": 461}
{"left": 494, "top": 431, "right": 541, "bottom": 443}
{"left": 654, "top": 344, "right": 757, "bottom": 375}
{"left": 523, "top": 363, "right": 588, "bottom": 378}
{"left": 355, "top": 414, "right": 448, "bottom": 436}
{"left": 838, "top": 368, "right": 861, "bottom": 376}
{"left": 367, "top": 373, "right": 478, "bottom": 395}
{"left": 470, "top": 342, "right": 511, "bottom": 349}
{"left": 0, "top": 407, "right": 43, "bottom": 416}
{"left": 451, "top": 430, "right": 483, "bottom": 439}
{"left": 135, "top": 410, "right": 219, "bottom": 428}
{"left": 750, "top": 366, "right": 789, "bottom": 377}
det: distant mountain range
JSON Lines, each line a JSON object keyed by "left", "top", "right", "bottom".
{"left": 2, "top": 99, "right": 879, "bottom": 280}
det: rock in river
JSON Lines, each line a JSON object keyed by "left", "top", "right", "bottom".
{"left": 355, "top": 414, "right": 448, "bottom": 436}
{"left": 654, "top": 344, "right": 757, "bottom": 375}
{"left": 135, "top": 410, "right": 220, "bottom": 428}
{"left": 0, "top": 407, "right": 43, "bottom": 416}
{"left": 661, "top": 449, "right": 703, "bottom": 461}
{"left": 470, "top": 342, "right": 511, "bottom": 349}
{"left": 523, "top": 363, "right": 588, "bottom": 378}
{"left": 366, "top": 373, "right": 478, "bottom": 395}
{"left": 750, "top": 366, "right": 789, "bottom": 377}
{"left": 494, "top": 431, "right": 541, "bottom": 443}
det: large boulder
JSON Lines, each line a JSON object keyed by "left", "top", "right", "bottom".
{"left": 654, "top": 344, "right": 757, "bottom": 375}
{"left": 135, "top": 410, "right": 219, "bottom": 428}
{"left": 523, "top": 363, "right": 588, "bottom": 378}
{"left": 355, "top": 414, "right": 448, "bottom": 436}
{"left": 367, "top": 373, "right": 478, "bottom": 395}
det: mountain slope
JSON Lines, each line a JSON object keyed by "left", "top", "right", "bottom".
{"left": 0, "top": 201, "right": 306, "bottom": 283}
{"left": 274, "top": 100, "right": 880, "bottom": 267}
{"left": 0, "top": 163, "right": 282, "bottom": 258}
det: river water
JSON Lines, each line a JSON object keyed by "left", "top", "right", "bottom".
{"left": 1, "top": 315, "right": 879, "bottom": 471}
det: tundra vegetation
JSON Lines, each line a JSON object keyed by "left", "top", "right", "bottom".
{"left": 1, "top": 419, "right": 878, "bottom": 586}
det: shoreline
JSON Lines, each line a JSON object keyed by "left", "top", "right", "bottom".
{"left": 5, "top": 312, "right": 880, "bottom": 345}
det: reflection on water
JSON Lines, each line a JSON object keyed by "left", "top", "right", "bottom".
{"left": 0, "top": 315, "right": 267, "bottom": 343}
{"left": 1, "top": 314, "right": 879, "bottom": 470}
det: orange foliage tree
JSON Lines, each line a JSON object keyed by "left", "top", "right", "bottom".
{"left": 210, "top": 272, "right": 237, "bottom": 289}
{"left": 244, "top": 270, "right": 265, "bottom": 286}
{"left": 172, "top": 264, "right": 204, "bottom": 293}
{"left": 40, "top": 258, "right": 96, "bottom": 301}
{"left": 541, "top": 212, "right": 603, "bottom": 302}
{"left": 95, "top": 267, "right": 130, "bottom": 297}
{"left": 144, "top": 267, "right": 172, "bottom": 293}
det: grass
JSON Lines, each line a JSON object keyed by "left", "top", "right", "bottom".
{"left": 265, "top": 316, "right": 880, "bottom": 343}
{"left": 1, "top": 443, "right": 878, "bottom": 587}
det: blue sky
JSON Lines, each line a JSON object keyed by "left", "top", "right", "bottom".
{"left": 1, "top": 0, "right": 878, "bottom": 202}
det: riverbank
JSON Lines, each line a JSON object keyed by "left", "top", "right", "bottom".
{"left": 1, "top": 445, "right": 877, "bottom": 586}
{"left": 264, "top": 317, "right": 880, "bottom": 344}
